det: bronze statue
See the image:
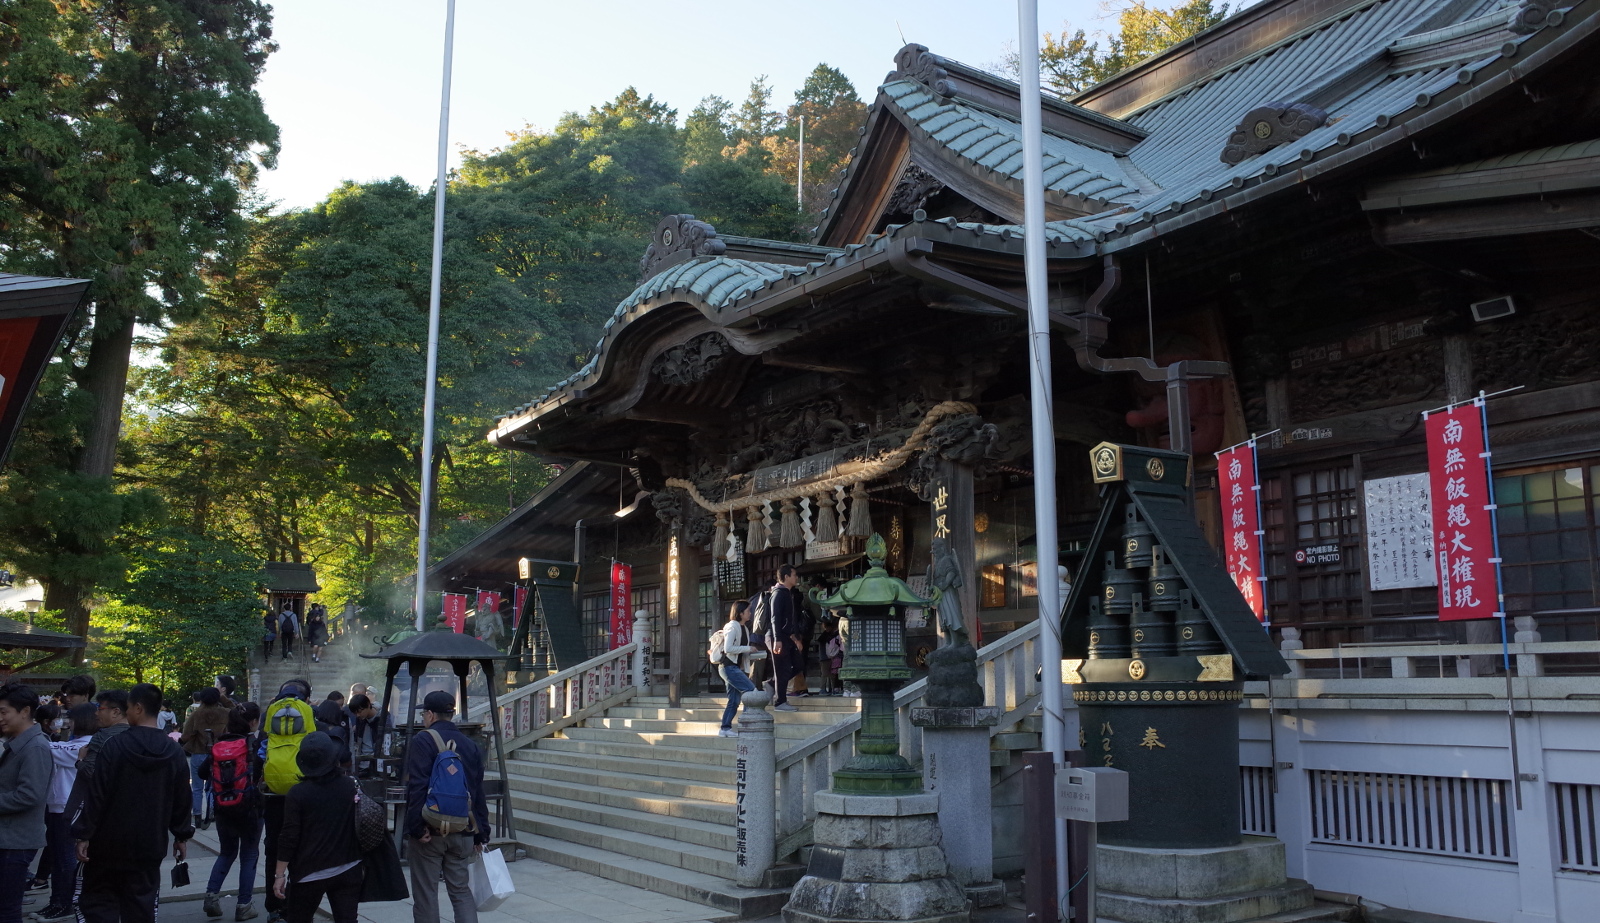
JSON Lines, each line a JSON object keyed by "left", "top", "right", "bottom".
{"left": 928, "top": 537, "right": 966, "bottom": 645}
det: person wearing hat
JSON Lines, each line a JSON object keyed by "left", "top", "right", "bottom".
{"left": 272, "top": 732, "right": 362, "bottom": 923}
{"left": 405, "top": 692, "right": 489, "bottom": 923}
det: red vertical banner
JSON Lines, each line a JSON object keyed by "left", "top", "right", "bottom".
{"left": 1216, "top": 440, "right": 1267, "bottom": 622}
{"left": 1426, "top": 401, "right": 1501, "bottom": 620}
{"left": 609, "top": 562, "right": 633, "bottom": 649}
{"left": 442, "top": 593, "right": 467, "bottom": 633}
{"left": 476, "top": 590, "right": 501, "bottom": 621}
{"left": 513, "top": 585, "right": 529, "bottom": 631}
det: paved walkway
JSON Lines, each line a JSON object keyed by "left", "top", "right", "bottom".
{"left": 143, "top": 826, "right": 733, "bottom": 923}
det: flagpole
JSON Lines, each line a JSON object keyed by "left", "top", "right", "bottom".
{"left": 1016, "top": 0, "right": 1068, "bottom": 911}
{"left": 414, "top": 0, "right": 457, "bottom": 631}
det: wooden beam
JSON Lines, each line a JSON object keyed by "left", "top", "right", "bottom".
{"left": 624, "top": 402, "right": 723, "bottom": 428}
{"left": 1371, "top": 192, "right": 1600, "bottom": 244}
{"left": 762, "top": 353, "right": 871, "bottom": 376}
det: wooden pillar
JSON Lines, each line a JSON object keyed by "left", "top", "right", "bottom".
{"left": 666, "top": 528, "right": 700, "bottom": 706}
{"left": 934, "top": 459, "right": 980, "bottom": 641}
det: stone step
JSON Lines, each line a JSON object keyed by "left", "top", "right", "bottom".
{"left": 584, "top": 716, "right": 826, "bottom": 737}
{"left": 515, "top": 831, "right": 792, "bottom": 917}
{"left": 635, "top": 694, "right": 861, "bottom": 712}
{"left": 504, "top": 758, "right": 735, "bottom": 803}
{"left": 509, "top": 789, "right": 735, "bottom": 850}
{"left": 561, "top": 725, "right": 755, "bottom": 751}
{"left": 531, "top": 735, "right": 737, "bottom": 766}
{"left": 507, "top": 773, "right": 735, "bottom": 825}
{"left": 606, "top": 705, "right": 850, "bottom": 724}
{"left": 508, "top": 749, "right": 734, "bottom": 785}
{"left": 512, "top": 809, "right": 739, "bottom": 879}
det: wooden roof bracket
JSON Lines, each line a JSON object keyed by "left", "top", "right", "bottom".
{"left": 889, "top": 240, "right": 1230, "bottom": 454}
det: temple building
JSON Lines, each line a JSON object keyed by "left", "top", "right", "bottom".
{"left": 438, "top": 0, "right": 1600, "bottom": 678}
{"left": 429, "top": 2, "right": 1600, "bottom": 919}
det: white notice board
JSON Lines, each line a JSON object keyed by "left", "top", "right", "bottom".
{"left": 1363, "top": 473, "right": 1437, "bottom": 591}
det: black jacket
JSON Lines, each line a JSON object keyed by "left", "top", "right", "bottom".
{"left": 766, "top": 584, "right": 802, "bottom": 642}
{"left": 71, "top": 725, "right": 193, "bottom": 869}
{"left": 279, "top": 774, "right": 362, "bottom": 880}
{"left": 404, "top": 720, "right": 490, "bottom": 843}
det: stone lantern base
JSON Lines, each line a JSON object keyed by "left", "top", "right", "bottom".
{"left": 782, "top": 792, "right": 971, "bottom": 923}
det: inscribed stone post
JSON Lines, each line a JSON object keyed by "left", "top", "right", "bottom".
{"left": 736, "top": 691, "right": 776, "bottom": 887}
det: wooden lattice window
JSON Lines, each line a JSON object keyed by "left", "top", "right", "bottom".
{"left": 1262, "top": 465, "right": 1366, "bottom": 644}
{"left": 580, "top": 593, "right": 609, "bottom": 659}
{"left": 1494, "top": 464, "right": 1598, "bottom": 614}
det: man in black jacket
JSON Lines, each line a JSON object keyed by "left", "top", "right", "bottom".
{"left": 72, "top": 682, "right": 193, "bottom": 923}
{"left": 405, "top": 691, "right": 490, "bottom": 923}
{"left": 765, "top": 564, "right": 803, "bottom": 711}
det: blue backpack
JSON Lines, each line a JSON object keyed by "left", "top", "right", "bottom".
{"left": 420, "top": 729, "right": 476, "bottom": 835}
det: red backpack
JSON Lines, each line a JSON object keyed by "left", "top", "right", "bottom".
{"left": 210, "top": 737, "right": 254, "bottom": 812}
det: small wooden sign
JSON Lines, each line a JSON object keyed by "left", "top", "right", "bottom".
{"left": 980, "top": 563, "right": 1007, "bottom": 609}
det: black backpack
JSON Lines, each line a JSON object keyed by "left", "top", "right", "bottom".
{"left": 747, "top": 589, "right": 774, "bottom": 636}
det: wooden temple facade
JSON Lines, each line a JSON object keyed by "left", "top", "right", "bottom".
{"left": 433, "top": 0, "right": 1600, "bottom": 685}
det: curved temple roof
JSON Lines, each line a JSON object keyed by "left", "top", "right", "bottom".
{"left": 494, "top": 0, "right": 1594, "bottom": 439}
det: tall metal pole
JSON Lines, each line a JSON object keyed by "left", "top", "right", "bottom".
{"left": 797, "top": 114, "right": 806, "bottom": 210}
{"left": 413, "top": 0, "right": 457, "bottom": 631}
{"left": 1017, "top": 0, "right": 1068, "bottom": 912}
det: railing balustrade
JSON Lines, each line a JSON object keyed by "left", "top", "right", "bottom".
{"left": 769, "top": 621, "right": 1042, "bottom": 860}
{"left": 466, "top": 642, "right": 640, "bottom": 752}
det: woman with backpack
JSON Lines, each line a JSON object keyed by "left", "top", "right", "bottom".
{"left": 201, "top": 706, "right": 264, "bottom": 921}
{"left": 279, "top": 606, "right": 299, "bottom": 660}
{"left": 711, "top": 601, "right": 764, "bottom": 738}
{"left": 183, "top": 687, "right": 231, "bottom": 829}
{"left": 262, "top": 612, "right": 278, "bottom": 659}
{"left": 274, "top": 732, "right": 364, "bottom": 923}
{"left": 818, "top": 618, "right": 844, "bottom": 696}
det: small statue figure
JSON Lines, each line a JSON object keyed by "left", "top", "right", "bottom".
{"left": 926, "top": 537, "right": 984, "bottom": 707}
{"left": 928, "top": 537, "right": 967, "bottom": 645}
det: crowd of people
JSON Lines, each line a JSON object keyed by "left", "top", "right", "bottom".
{"left": 261, "top": 604, "right": 335, "bottom": 662}
{"left": 711, "top": 564, "right": 848, "bottom": 736}
{"left": 0, "top": 673, "right": 493, "bottom": 923}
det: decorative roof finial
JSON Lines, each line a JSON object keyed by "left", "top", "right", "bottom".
{"left": 640, "top": 214, "right": 726, "bottom": 279}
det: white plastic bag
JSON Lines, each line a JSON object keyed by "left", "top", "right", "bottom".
{"left": 468, "top": 848, "right": 515, "bottom": 912}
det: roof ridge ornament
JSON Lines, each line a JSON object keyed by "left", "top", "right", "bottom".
{"left": 640, "top": 214, "right": 726, "bottom": 280}
{"left": 889, "top": 43, "right": 955, "bottom": 97}
{"left": 1220, "top": 102, "right": 1328, "bottom": 165}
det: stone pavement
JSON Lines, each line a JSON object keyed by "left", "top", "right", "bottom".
{"left": 143, "top": 826, "right": 737, "bottom": 923}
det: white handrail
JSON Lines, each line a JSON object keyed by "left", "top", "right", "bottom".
{"left": 468, "top": 643, "right": 641, "bottom": 750}
{"left": 771, "top": 621, "right": 1042, "bottom": 855}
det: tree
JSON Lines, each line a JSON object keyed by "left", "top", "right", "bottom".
{"left": 685, "top": 96, "right": 735, "bottom": 166}
{"left": 732, "top": 78, "right": 782, "bottom": 146}
{"left": 765, "top": 65, "right": 867, "bottom": 216}
{"left": 0, "top": 1, "right": 279, "bottom": 652}
{"left": 87, "top": 529, "right": 263, "bottom": 693}
{"left": 1005, "top": 0, "right": 1230, "bottom": 95}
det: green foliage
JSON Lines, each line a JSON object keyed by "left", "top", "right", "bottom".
{"left": 1007, "top": 0, "right": 1230, "bottom": 95}
{"left": 0, "top": 0, "right": 279, "bottom": 643}
{"left": 87, "top": 529, "right": 263, "bottom": 693}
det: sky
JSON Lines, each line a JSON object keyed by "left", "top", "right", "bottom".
{"left": 253, "top": 0, "right": 1105, "bottom": 211}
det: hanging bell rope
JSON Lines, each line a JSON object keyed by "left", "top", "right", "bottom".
{"left": 745, "top": 504, "right": 769, "bottom": 554}
{"left": 845, "top": 482, "right": 873, "bottom": 538}
{"left": 713, "top": 512, "right": 729, "bottom": 559}
{"left": 663, "top": 400, "right": 976, "bottom": 513}
{"left": 812, "top": 490, "right": 839, "bottom": 543}
{"left": 778, "top": 498, "right": 804, "bottom": 548}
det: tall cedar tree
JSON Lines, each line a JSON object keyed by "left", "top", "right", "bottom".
{"left": 0, "top": 1, "right": 278, "bottom": 652}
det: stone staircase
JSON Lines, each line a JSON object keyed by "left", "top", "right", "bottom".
{"left": 249, "top": 630, "right": 382, "bottom": 706}
{"left": 505, "top": 694, "right": 860, "bottom": 917}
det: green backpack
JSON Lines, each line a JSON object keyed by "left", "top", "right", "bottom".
{"left": 264, "top": 696, "right": 314, "bottom": 795}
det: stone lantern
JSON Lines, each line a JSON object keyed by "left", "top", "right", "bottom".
{"left": 785, "top": 533, "right": 971, "bottom": 923}
{"left": 816, "top": 532, "right": 936, "bottom": 794}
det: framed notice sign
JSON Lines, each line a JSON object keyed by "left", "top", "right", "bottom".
{"left": 980, "top": 564, "right": 1007, "bottom": 609}
{"left": 1364, "top": 473, "right": 1436, "bottom": 591}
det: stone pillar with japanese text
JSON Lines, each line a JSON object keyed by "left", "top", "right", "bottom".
{"left": 666, "top": 528, "right": 700, "bottom": 706}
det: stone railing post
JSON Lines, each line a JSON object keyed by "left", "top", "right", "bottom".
{"left": 912, "top": 704, "right": 1005, "bottom": 907}
{"left": 1279, "top": 627, "right": 1304, "bottom": 678}
{"left": 633, "top": 610, "right": 652, "bottom": 692}
{"left": 736, "top": 691, "right": 776, "bottom": 887}
{"left": 1514, "top": 616, "right": 1543, "bottom": 677}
